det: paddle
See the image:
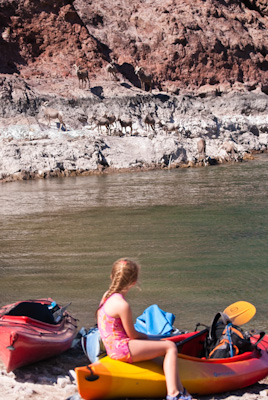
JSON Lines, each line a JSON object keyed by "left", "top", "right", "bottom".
{"left": 223, "top": 301, "right": 256, "bottom": 326}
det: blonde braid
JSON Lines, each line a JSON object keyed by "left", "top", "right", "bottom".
{"left": 105, "top": 268, "right": 124, "bottom": 299}
{"left": 104, "top": 258, "right": 139, "bottom": 301}
{"left": 96, "top": 258, "right": 139, "bottom": 317}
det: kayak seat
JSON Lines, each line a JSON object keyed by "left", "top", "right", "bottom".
{"left": 176, "top": 329, "right": 209, "bottom": 358}
{"left": 5, "top": 302, "right": 56, "bottom": 324}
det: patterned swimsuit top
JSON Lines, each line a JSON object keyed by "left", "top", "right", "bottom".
{"left": 97, "top": 293, "right": 132, "bottom": 362}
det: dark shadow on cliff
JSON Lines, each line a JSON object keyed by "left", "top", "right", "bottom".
{"left": 0, "top": 8, "right": 27, "bottom": 74}
{"left": 155, "top": 93, "right": 170, "bottom": 102}
{"left": 117, "top": 63, "right": 140, "bottom": 88}
{"left": 91, "top": 86, "right": 104, "bottom": 99}
{"left": 120, "top": 83, "right": 132, "bottom": 89}
{"left": 0, "top": 41, "right": 25, "bottom": 74}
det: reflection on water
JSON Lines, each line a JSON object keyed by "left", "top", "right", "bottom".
{"left": 0, "top": 154, "right": 268, "bottom": 331}
{"left": 1, "top": 154, "right": 268, "bottom": 215}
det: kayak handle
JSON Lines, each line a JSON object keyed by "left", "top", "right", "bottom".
{"left": 7, "top": 332, "right": 18, "bottom": 351}
{"left": 85, "top": 365, "right": 99, "bottom": 381}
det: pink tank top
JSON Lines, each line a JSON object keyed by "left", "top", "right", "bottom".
{"left": 97, "top": 293, "right": 132, "bottom": 362}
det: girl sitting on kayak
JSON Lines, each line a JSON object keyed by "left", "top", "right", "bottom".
{"left": 97, "top": 258, "right": 193, "bottom": 400}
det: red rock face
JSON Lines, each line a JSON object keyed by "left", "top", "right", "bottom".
{"left": 0, "top": 0, "right": 104, "bottom": 77}
{"left": 0, "top": 0, "right": 267, "bottom": 90}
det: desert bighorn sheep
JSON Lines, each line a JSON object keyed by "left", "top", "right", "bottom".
{"left": 92, "top": 116, "right": 111, "bottom": 133}
{"left": 144, "top": 114, "right": 155, "bottom": 131}
{"left": 159, "top": 121, "right": 178, "bottom": 134}
{"left": 105, "top": 114, "right": 117, "bottom": 129}
{"left": 73, "top": 64, "right": 90, "bottom": 89}
{"left": 118, "top": 117, "right": 133, "bottom": 135}
{"left": 41, "top": 102, "right": 65, "bottom": 130}
{"left": 220, "top": 141, "right": 237, "bottom": 160}
{"left": 106, "top": 62, "right": 118, "bottom": 81}
{"left": 135, "top": 66, "right": 153, "bottom": 92}
{"left": 197, "top": 138, "right": 206, "bottom": 161}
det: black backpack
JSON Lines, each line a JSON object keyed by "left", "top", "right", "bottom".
{"left": 205, "top": 312, "right": 254, "bottom": 359}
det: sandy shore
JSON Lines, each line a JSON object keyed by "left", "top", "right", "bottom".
{"left": 0, "top": 342, "right": 268, "bottom": 400}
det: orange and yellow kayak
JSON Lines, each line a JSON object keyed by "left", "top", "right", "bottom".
{"left": 76, "top": 331, "right": 268, "bottom": 399}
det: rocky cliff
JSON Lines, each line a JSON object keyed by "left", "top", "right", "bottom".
{"left": 0, "top": 0, "right": 267, "bottom": 182}
{"left": 1, "top": 0, "right": 267, "bottom": 91}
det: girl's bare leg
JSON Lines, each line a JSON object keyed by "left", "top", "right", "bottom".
{"left": 128, "top": 339, "right": 184, "bottom": 397}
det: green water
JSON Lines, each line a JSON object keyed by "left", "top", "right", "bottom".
{"left": 0, "top": 154, "right": 268, "bottom": 332}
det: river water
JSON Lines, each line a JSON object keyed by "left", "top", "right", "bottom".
{"left": 0, "top": 154, "right": 268, "bottom": 333}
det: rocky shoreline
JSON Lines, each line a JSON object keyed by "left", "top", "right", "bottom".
{"left": 1, "top": 75, "right": 268, "bottom": 184}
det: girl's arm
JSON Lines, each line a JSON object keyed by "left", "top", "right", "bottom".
{"left": 119, "top": 299, "right": 147, "bottom": 340}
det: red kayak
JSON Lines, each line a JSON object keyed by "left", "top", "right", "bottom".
{"left": 0, "top": 298, "right": 78, "bottom": 372}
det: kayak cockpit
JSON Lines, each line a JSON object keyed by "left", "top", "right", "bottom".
{"left": 173, "top": 329, "right": 260, "bottom": 363}
{"left": 3, "top": 301, "right": 57, "bottom": 325}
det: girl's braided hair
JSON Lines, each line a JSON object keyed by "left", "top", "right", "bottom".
{"left": 103, "top": 258, "right": 139, "bottom": 302}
